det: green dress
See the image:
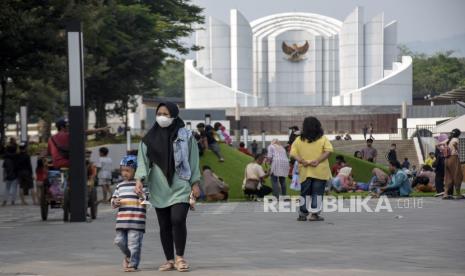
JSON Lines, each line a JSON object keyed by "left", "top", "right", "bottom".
{"left": 135, "top": 136, "right": 201, "bottom": 208}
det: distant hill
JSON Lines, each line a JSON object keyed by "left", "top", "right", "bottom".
{"left": 404, "top": 33, "right": 465, "bottom": 57}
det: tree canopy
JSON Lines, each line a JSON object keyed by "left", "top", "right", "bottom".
{"left": 399, "top": 45, "right": 465, "bottom": 98}
{"left": 0, "top": 0, "right": 203, "bottom": 143}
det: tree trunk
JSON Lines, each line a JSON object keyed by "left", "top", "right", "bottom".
{"left": 38, "top": 118, "right": 51, "bottom": 143}
{"left": 95, "top": 98, "right": 107, "bottom": 139}
{"left": 0, "top": 76, "right": 7, "bottom": 152}
{"left": 124, "top": 111, "right": 129, "bottom": 137}
{"left": 123, "top": 101, "right": 129, "bottom": 137}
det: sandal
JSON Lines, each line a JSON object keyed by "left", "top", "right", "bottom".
{"left": 122, "top": 257, "right": 130, "bottom": 269}
{"left": 175, "top": 258, "right": 190, "bottom": 272}
{"left": 158, "top": 261, "right": 175, "bottom": 271}
{"left": 124, "top": 267, "right": 137, "bottom": 272}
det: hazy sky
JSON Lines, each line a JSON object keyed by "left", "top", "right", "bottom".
{"left": 191, "top": 0, "right": 465, "bottom": 42}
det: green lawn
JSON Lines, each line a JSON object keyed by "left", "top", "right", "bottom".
{"left": 200, "top": 144, "right": 389, "bottom": 200}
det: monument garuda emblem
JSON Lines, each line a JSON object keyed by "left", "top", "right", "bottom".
{"left": 282, "top": 41, "right": 310, "bottom": 62}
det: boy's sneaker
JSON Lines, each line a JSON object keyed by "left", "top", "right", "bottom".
{"left": 297, "top": 215, "right": 307, "bottom": 221}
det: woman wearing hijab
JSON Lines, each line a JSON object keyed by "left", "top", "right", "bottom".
{"left": 135, "top": 102, "right": 201, "bottom": 272}
{"left": 266, "top": 139, "right": 290, "bottom": 198}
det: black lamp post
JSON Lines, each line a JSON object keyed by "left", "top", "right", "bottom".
{"left": 67, "top": 20, "right": 87, "bottom": 222}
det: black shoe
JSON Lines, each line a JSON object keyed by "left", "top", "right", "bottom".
{"left": 297, "top": 215, "right": 307, "bottom": 221}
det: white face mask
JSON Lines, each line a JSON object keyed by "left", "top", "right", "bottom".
{"left": 156, "top": 115, "right": 174, "bottom": 128}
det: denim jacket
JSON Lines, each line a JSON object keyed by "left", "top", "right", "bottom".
{"left": 173, "top": 128, "right": 192, "bottom": 181}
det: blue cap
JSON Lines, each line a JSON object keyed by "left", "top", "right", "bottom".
{"left": 120, "top": 155, "right": 137, "bottom": 169}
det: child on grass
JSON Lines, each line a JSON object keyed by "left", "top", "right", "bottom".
{"left": 111, "top": 155, "right": 147, "bottom": 272}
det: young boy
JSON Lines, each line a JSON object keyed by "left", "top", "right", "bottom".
{"left": 97, "top": 147, "right": 113, "bottom": 202}
{"left": 111, "top": 155, "right": 147, "bottom": 272}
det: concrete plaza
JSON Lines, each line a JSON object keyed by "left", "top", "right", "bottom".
{"left": 0, "top": 198, "right": 464, "bottom": 276}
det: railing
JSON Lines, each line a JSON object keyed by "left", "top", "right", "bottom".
{"left": 415, "top": 129, "right": 426, "bottom": 162}
{"left": 415, "top": 124, "right": 437, "bottom": 161}
{"left": 388, "top": 128, "right": 417, "bottom": 140}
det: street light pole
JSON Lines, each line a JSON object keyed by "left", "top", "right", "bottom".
{"left": 242, "top": 127, "right": 248, "bottom": 149}
{"left": 67, "top": 20, "right": 87, "bottom": 222}
{"left": 20, "top": 106, "right": 28, "bottom": 143}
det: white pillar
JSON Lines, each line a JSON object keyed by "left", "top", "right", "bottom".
{"left": 20, "top": 106, "right": 27, "bottom": 142}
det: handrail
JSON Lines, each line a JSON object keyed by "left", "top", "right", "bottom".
{"left": 415, "top": 126, "right": 426, "bottom": 162}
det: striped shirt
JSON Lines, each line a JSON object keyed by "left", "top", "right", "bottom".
{"left": 111, "top": 181, "right": 147, "bottom": 232}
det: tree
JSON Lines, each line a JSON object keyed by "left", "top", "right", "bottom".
{"left": 83, "top": 0, "right": 203, "bottom": 129}
{"left": 399, "top": 45, "right": 465, "bottom": 98}
{"left": 0, "top": 0, "right": 68, "bottom": 146}
{"left": 157, "top": 59, "right": 185, "bottom": 98}
{"left": 0, "top": 0, "right": 204, "bottom": 144}
{"left": 413, "top": 52, "right": 465, "bottom": 98}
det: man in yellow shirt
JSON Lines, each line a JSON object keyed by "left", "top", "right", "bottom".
{"left": 424, "top": 152, "right": 436, "bottom": 167}
{"left": 290, "top": 117, "right": 333, "bottom": 222}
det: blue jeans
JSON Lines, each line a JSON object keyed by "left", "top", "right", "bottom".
{"left": 299, "top": 178, "right": 326, "bottom": 216}
{"left": 329, "top": 177, "right": 347, "bottom": 193}
{"left": 114, "top": 230, "right": 144, "bottom": 269}
{"left": 3, "top": 179, "right": 18, "bottom": 202}
{"left": 271, "top": 174, "right": 287, "bottom": 198}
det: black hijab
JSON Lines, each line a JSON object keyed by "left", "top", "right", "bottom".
{"left": 142, "top": 102, "right": 185, "bottom": 185}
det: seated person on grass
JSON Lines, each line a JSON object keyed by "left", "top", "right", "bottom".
{"left": 369, "top": 168, "right": 390, "bottom": 194}
{"left": 412, "top": 165, "right": 436, "bottom": 193}
{"left": 331, "top": 155, "right": 347, "bottom": 177}
{"left": 202, "top": 166, "right": 229, "bottom": 202}
{"left": 424, "top": 152, "right": 436, "bottom": 167}
{"left": 379, "top": 160, "right": 412, "bottom": 197}
{"left": 238, "top": 142, "right": 253, "bottom": 156}
{"left": 330, "top": 167, "right": 353, "bottom": 193}
{"left": 242, "top": 154, "right": 272, "bottom": 201}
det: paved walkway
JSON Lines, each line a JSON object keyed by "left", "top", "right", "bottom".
{"left": 0, "top": 198, "right": 464, "bottom": 276}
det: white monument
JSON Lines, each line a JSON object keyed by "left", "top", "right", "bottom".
{"left": 185, "top": 7, "right": 412, "bottom": 108}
